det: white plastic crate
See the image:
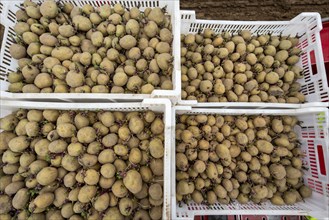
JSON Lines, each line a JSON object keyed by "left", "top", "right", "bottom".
{"left": 172, "top": 106, "right": 329, "bottom": 219}
{"left": 179, "top": 10, "right": 329, "bottom": 108}
{"left": 0, "top": 98, "right": 172, "bottom": 220}
{"left": 0, "top": 0, "right": 181, "bottom": 103}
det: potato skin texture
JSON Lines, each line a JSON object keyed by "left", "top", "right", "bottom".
{"left": 36, "top": 167, "right": 58, "bottom": 185}
{"left": 123, "top": 170, "right": 143, "bottom": 194}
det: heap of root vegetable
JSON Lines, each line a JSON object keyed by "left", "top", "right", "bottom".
{"left": 8, "top": 0, "right": 173, "bottom": 94}
{"left": 181, "top": 29, "right": 305, "bottom": 103}
{"left": 176, "top": 114, "right": 312, "bottom": 205}
{"left": 1, "top": 108, "right": 165, "bottom": 220}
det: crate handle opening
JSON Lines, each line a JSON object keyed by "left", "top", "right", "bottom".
{"left": 317, "top": 144, "right": 327, "bottom": 176}
{"left": 310, "top": 50, "right": 318, "bottom": 76}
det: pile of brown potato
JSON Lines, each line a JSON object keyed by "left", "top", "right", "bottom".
{"left": 176, "top": 114, "right": 312, "bottom": 206}
{"left": 181, "top": 29, "right": 305, "bottom": 103}
{"left": 8, "top": 0, "right": 173, "bottom": 94}
{"left": 0, "top": 109, "right": 165, "bottom": 220}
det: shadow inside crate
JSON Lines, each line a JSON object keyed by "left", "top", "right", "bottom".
{"left": 0, "top": 24, "right": 4, "bottom": 50}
